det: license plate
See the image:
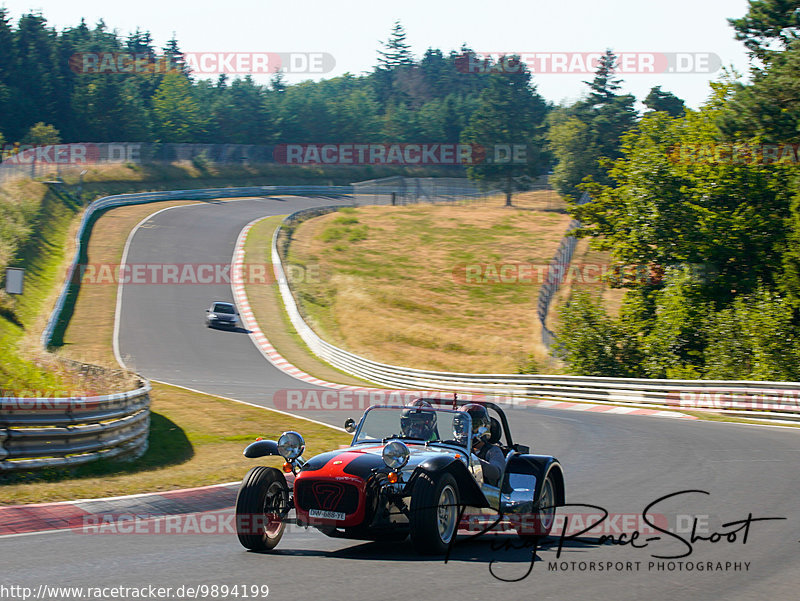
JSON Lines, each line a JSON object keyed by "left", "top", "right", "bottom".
{"left": 309, "top": 509, "right": 346, "bottom": 521}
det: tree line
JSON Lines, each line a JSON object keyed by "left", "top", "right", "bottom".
{"left": 0, "top": 12, "right": 679, "bottom": 200}
{"left": 0, "top": 14, "right": 513, "bottom": 148}
{"left": 557, "top": 0, "right": 800, "bottom": 381}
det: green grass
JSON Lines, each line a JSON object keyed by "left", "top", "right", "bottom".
{"left": 0, "top": 185, "right": 81, "bottom": 393}
{"left": 317, "top": 213, "right": 370, "bottom": 244}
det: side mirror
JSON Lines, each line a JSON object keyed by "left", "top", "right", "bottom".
{"left": 344, "top": 418, "right": 356, "bottom": 433}
{"left": 205, "top": 309, "right": 209, "bottom": 312}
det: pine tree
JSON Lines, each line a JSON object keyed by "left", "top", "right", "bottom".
{"left": 729, "top": 0, "right": 800, "bottom": 61}
{"left": 126, "top": 28, "right": 155, "bottom": 60}
{"left": 0, "top": 8, "right": 16, "bottom": 140}
{"left": 461, "top": 62, "right": 550, "bottom": 205}
{"left": 548, "top": 50, "right": 636, "bottom": 199}
{"left": 583, "top": 50, "right": 622, "bottom": 106}
{"left": 270, "top": 69, "right": 286, "bottom": 93}
{"left": 162, "top": 34, "right": 189, "bottom": 76}
{"left": 376, "top": 20, "right": 413, "bottom": 70}
{"left": 0, "top": 8, "right": 14, "bottom": 81}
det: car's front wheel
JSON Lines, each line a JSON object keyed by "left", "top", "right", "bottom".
{"left": 410, "top": 471, "right": 460, "bottom": 554}
{"left": 517, "top": 472, "right": 556, "bottom": 540}
{"left": 235, "top": 467, "right": 289, "bottom": 551}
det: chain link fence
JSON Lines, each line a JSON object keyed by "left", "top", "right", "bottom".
{"left": 351, "top": 175, "right": 499, "bottom": 205}
{"left": 536, "top": 192, "right": 590, "bottom": 349}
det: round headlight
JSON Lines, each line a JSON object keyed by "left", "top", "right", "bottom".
{"left": 382, "top": 440, "right": 410, "bottom": 470}
{"left": 277, "top": 431, "right": 305, "bottom": 461}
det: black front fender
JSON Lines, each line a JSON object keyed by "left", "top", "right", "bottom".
{"left": 407, "top": 455, "right": 489, "bottom": 508}
{"left": 243, "top": 439, "right": 280, "bottom": 458}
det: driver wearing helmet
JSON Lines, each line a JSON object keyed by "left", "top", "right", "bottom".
{"left": 400, "top": 401, "right": 438, "bottom": 441}
{"left": 459, "top": 404, "right": 504, "bottom": 486}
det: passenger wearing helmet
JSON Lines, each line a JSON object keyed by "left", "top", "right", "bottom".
{"left": 400, "top": 402, "right": 438, "bottom": 441}
{"left": 459, "top": 404, "right": 504, "bottom": 486}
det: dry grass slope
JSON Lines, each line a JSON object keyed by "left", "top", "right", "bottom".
{"left": 287, "top": 197, "right": 573, "bottom": 373}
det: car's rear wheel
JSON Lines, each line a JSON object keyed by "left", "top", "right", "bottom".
{"left": 410, "top": 471, "right": 460, "bottom": 554}
{"left": 517, "top": 472, "right": 556, "bottom": 539}
{"left": 235, "top": 467, "right": 289, "bottom": 551}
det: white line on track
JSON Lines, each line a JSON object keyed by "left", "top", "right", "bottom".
{"left": 114, "top": 204, "right": 194, "bottom": 369}
{"left": 150, "top": 379, "right": 346, "bottom": 432}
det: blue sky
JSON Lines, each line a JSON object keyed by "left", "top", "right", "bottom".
{"left": 2, "top": 0, "right": 753, "bottom": 108}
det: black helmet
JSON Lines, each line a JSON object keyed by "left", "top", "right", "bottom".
{"left": 401, "top": 404, "right": 437, "bottom": 440}
{"left": 459, "top": 403, "right": 491, "bottom": 444}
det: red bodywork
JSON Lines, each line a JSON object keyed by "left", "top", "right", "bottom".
{"left": 293, "top": 449, "right": 378, "bottom": 528}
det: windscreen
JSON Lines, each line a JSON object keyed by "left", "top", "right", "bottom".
{"left": 353, "top": 406, "right": 470, "bottom": 449}
{"left": 213, "top": 304, "right": 235, "bottom": 314}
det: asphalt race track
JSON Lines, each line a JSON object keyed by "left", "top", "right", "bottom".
{"left": 3, "top": 197, "right": 799, "bottom": 601}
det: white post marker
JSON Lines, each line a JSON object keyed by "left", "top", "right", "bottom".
{"left": 5, "top": 267, "right": 24, "bottom": 295}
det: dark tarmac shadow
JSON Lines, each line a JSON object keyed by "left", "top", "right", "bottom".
{"left": 248, "top": 533, "right": 601, "bottom": 565}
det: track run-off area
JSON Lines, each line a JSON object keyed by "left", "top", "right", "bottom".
{"left": 3, "top": 197, "right": 799, "bottom": 601}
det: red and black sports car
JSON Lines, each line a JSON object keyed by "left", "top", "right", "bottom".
{"left": 235, "top": 398, "right": 565, "bottom": 554}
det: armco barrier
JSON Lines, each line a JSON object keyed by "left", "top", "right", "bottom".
{"left": 272, "top": 208, "right": 800, "bottom": 422}
{"left": 0, "top": 380, "right": 151, "bottom": 472}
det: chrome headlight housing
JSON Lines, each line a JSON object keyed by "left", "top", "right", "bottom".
{"left": 277, "top": 431, "right": 305, "bottom": 461}
{"left": 382, "top": 440, "right": 410, "bottom": 469}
